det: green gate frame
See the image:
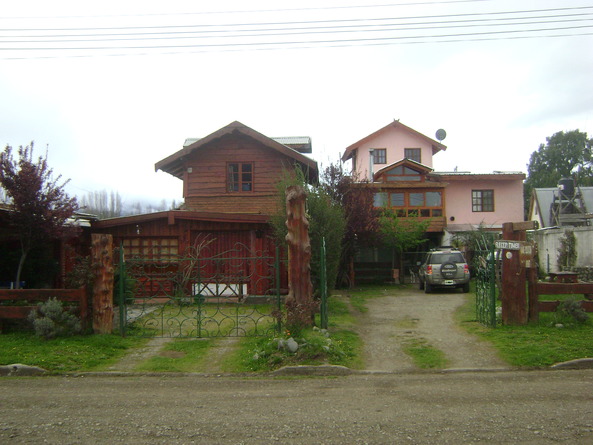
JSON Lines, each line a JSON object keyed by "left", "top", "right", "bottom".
{"left": 475, "top": 244, "right": 497, "bottom": 328}
{"left": 117, "top": 243, "right": 286, "bottom": 338}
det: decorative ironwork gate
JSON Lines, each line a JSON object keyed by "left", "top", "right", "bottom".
{"left": 475, "top": 245, "right": 497, "bottom": 328}
{"left": 117, "top": 237, "right": 285, "bottom": 338}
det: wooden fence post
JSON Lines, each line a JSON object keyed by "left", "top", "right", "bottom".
{"left": 285, "top": 185, "right": 314, "bottom": 327}
{"left": 92, "top": 233, "right": 114, "bottom": 334}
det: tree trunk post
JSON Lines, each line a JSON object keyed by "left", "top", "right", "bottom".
{"left": 92, "top": 233, "right": 114, "bottom": 334}
{"left": 285, "top": 185, "right": 314, "bottom": 328}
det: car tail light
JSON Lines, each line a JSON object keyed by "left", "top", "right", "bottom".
{"left": 464, "top": 264, "right": 469, "bottom": 274}
{"left": 426, "top": 265, "right": 433, "bottom": 275}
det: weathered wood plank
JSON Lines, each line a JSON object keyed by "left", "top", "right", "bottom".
{"left": 539, "top": 300, "right": 593, "bottom": 312}
{"left": 536, "top": 282, "right": 593, "bottom": 295}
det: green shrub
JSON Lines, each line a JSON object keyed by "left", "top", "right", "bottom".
{"left": 27, "top": 297, "right": 82, "bottom": 339}
{"left": 555, "top": 299, "right": 589, "bottom": 325}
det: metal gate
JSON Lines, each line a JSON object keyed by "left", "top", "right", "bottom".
{"left": 117, "top": 238, "right": 285, "bottom": 338}
{"left": 474, "top": 245, "right": 497, "bottom": 328}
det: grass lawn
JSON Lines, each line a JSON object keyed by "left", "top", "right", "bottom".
{"left": 457, "top": 286, "right": 593, "bottom": 367}
{"left": 134, "top": 338, "right": 214, "bottom": 373}
{"left": 3, "top": 282, "right": 591, "bottom": 373}
{"left": 0, "top": 332, "right": 148, "bottom": 373}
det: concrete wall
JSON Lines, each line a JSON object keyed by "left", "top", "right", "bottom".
{"left": 533, "top": 226, "right": 593, "bottom": 274}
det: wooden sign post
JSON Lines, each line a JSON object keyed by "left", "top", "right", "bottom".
{"left": 500, "top": 221, "right": 536, "bottom": 325}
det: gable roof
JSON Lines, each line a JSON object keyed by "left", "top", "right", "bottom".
{"left": 155, "top": 121, "right": 318, "bottom": 180}
{"left": 530, "top": 186, "right": 593, "bottom": 228}
{"left": 373, "top": 158, "right": 433, "bottom": 181}
{"left": 342, "top": 120, "right": 447, "bottom": 162}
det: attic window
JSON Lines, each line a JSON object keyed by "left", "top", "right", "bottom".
{"left": 383, "top": 165, "right": 422, "bottom": 182}
{"left": 228, "top": 163, "right": 253, "bottom": 192}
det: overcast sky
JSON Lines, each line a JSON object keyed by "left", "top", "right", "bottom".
{"left": 1, "top": 0, "right": 592, "bottom": 206}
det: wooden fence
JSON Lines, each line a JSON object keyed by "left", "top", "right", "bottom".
{"left": 0, "top": 288, "right": 88, "bottom": 332}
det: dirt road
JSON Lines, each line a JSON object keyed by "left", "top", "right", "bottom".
{"left": 356, "top": 287, "right": 506, "bottom": 371}
{"left": 1, "top": 371, "right": 592, "bottom": 444}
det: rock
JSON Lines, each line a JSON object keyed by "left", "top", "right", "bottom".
{"left": 286, "top": 338, "right": 299, "bottom": 353}
{"left": 0, "top": 364, "right": 47, "bottom": 377}
{"left": 555, "top": 323, "right": 564, "bottom": 328}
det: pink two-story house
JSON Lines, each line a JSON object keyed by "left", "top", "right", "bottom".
{"left": 341, "top": 120, "right": 525, "bottom": 278}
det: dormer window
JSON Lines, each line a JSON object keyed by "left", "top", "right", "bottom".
{"left": 227, "top": 162, "right": 253, "bottom": 192}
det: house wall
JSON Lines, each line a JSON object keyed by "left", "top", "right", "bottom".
{"left": 93, "top": 217, "right": 270, "bottom": 255}
{"left": 533, "top": 226, "right": 593, "bottom": 273}
{"left": 444, "top": 177, "right": 524, "bottom": 228}
{"left": 354, "top": 126, "right": 436, "bottom": 180}
{"left": 182, "top": 133, "right": 294, "bottom": 215}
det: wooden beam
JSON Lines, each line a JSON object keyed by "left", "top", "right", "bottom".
{"left": 536, "top": 282, "right": 593, "bottom": 296}
{"left": 511, "top": 221, "right": 537, "bottom": 231}
{"left": 539, "top": 300, "right": 593, "bottom": 312}
{"left": 501, "top": 222, "right": 528, "bottom": 325}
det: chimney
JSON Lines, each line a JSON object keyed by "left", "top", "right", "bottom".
{"left": 369, "top": 149, "right": 374, "bottom": 182}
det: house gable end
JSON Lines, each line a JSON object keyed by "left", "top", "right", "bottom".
{"left": 342, "top": 120, "right": 447, "bottom": 163}
{"left": 156, "top": 121, "right": 317, "bottom": 181}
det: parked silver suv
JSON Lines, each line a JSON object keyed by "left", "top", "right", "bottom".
{"left": 418, "top": 247, "right": 470, "bottom": 293}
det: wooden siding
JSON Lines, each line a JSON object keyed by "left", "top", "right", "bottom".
{"left": 183, "top": 133, "right": 298, "bottom": 214}
{"left": 185, "top": 195, "right": 278, "bottom": 214}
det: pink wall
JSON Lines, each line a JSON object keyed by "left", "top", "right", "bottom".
{"left": 444, "top": 177, "right": 524, "bottom": 227}
{"left": 354, "top": 126, "right": 437, "bottom": 180}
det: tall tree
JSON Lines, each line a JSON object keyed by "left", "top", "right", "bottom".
{"left": 80, "top": 189, "right": 123, "bottom": 219}
{"left": 270, "top": 167, "right": 346, "bottom": 294}
{"left": 0, "top": 143, "right": 79, "bottom": 288}
{"left": 524, "top": 130, "right": 593, "bottom": 211}
{"left": 320, "top": 162, "right": 378, "bottom": 287}
{"left": 378, "top": 208, "right": 430, "bottom": 280}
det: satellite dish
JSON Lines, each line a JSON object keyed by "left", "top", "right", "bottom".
{"left": 435, "top": 129, "right": 447, "bottom": 141}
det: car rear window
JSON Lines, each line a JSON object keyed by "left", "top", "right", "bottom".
{"left": 430, "top": 253, "right": 465, "bottom": 264}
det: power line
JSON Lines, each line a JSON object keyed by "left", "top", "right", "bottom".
{"left": 4, "top": 30, "right": 591, "bottom": 61}
{"left": 1, "top": 17, "right": 592, "bottom": 44}
{"left": 1, "top": 3, "right": 591, "bottom": 59}
{"left": 0, "top": 0, "right": 492, "bottom": 20}
{"left": 2, "top": 6, "right": 592, "bottom": 32}
{"left": 1, "top": 13, "right": 592, "bottom": 41}
{"left": 3, "top": 24, "right": 591, "bottom": 52}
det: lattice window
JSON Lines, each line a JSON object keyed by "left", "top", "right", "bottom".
{"left": 122, "top": 238, "right": 179, "bottom": 260}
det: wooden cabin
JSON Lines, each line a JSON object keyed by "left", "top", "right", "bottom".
{"left": 92, "top": 121, "right": 318, "bottom": 298}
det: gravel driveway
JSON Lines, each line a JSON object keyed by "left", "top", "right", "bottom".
{"left": 355, "top": 287, "right": 507, "bottom": 371}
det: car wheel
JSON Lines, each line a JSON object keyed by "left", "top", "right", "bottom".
{"left": 462, "top": 283, "right": 470, "bottom": 293}
{"left": 425, "top": 282, "right": 432, "bottom": 293}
